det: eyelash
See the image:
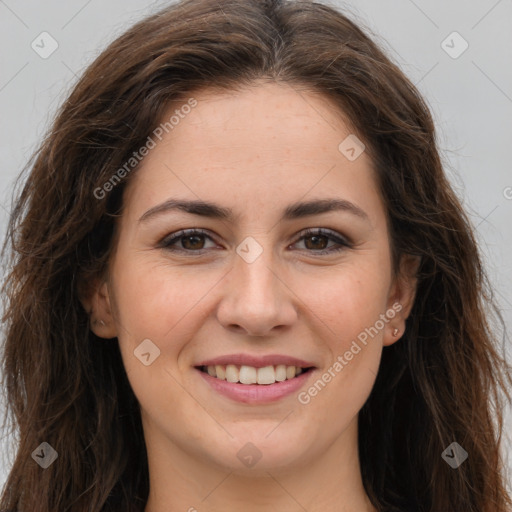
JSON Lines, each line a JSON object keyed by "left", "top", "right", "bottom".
{"left": 158, "top": 228, "right": 352, "bottom": 256}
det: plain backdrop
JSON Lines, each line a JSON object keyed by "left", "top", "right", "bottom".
{"left": 0, "top": 0, "right": 511, "bottom": 490}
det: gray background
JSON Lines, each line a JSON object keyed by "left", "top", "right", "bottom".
{"left": 0, "top": 0, "right": 511, "bottom": 489}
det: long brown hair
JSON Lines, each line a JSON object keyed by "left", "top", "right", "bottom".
{"left": 1, "top": 0, "right": 511, "bottom": 510}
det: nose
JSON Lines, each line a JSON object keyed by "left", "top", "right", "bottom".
{"left": 216, "top": 246, "right": 298, "bottom": 337}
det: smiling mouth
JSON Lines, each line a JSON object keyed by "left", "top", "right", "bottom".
{"left": 196, "top": 364, "right": 314, "bottom": 385}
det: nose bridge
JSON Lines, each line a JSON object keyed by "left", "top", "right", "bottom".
{"left": 235, "top": 237, "right": 281, "bottom": 309}
{"left": 239, "top": 248, "right": 278, "bottom": 300}
{"left": 216, "top": 235, "right": 297, "bottom": 335}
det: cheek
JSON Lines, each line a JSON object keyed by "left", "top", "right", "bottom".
{"left": 292, "top": 259, "right": 390, "bottom": 411}
{"left": 109, "top": 257, "right": 219, "bottom": 399}
{"left": 299, "top": 258, "right": 392, "bottom": 339}
{"left": 112, "top": 255, "right": 216, "bottom": 339}
{"left": 109, "top": 259, "right": 212, "bottom": 419}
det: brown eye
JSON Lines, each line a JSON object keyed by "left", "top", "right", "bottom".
{"left": 303, "top": 234, "right": 329, "bottom": 251}
{"left": 160, "top": 228, "right": 351, "bottom": 255}
{"left": 181, "top": 234, "right": 206, "bottom": 250}
{"left": 160, "top": 229, "right": 216, "bottom": 253}
{"left": 294, "top": 228, "right": 351, "bottom": 255}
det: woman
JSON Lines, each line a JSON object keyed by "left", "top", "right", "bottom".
{"left": 1, "top": 0, "right": 511, "bottom": 510}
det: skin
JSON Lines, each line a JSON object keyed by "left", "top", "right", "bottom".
{"left": 83, "top": 81, "right": 418, "bottom": 512}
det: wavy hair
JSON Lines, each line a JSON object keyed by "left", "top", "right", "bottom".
{"left": 1, "top": 0, "right": 511, "bottom": 510}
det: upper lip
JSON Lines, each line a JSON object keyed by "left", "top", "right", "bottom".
{"left": 195, "top": 353, "right": 317, "bottom": 369}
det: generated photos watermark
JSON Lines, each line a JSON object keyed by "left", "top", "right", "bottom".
{"left": 94, "top": 97, "right": 198, "bottom": 200}
{"left": 297, "top": 302, "right": 403, "bottom": 404}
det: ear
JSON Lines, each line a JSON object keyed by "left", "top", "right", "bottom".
{"left": 78, "top": 277, "right": 118, "bottom": 339}
{"left": 383, "top": 253, "right": 420, "bottom": 347}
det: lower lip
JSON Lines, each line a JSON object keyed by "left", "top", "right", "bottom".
{"left": 196, "top": 368, "right": 315, "bottom": 404}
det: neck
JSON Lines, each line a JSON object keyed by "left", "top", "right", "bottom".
{"left": 143, "top": 417, "right": 377, "bottom": 512}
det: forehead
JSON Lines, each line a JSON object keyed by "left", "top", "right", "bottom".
{"left": 165, "top": 81, "right": 356, "bottom": 152}
{"left": 121, "top": 82, "right": 384, "bottom": 226}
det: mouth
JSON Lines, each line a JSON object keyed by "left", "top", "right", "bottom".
{"left": 195, "top": 364, "right": 315, "bottom": 385}
{"left": 194, "top": 356, "right": 317, "bottom": 404}
{"left": 194, "top": 354, "right": 318, "bottom": 403}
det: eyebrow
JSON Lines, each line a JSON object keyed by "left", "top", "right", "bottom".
{"left": 138, "top": 197, "right": 369, "bottom": 223}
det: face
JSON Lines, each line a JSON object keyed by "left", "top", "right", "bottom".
{"left": 86, "top": 81, "right": 417, "bottom": 474}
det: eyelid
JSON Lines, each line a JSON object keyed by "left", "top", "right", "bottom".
{"left": 298, "top": 227, "right": 352, "bottom": 247}
{"left": 158, "top": 227, "right": 352, "bottom": 254}
{"left": 158, "top": 228, "right": 216, "bottom": 251}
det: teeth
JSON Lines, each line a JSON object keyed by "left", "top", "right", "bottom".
{"left": 275, "top": 364, "right": 287, "bottom": 381}
{"left": 286, "top": 366, "right": 296, "bottom": 380}
{"left": 257, "top": 365, "right": 275, "bottom": 385}
{"left": 225, "top": 364, "right": 239, "bottom": 383}
{"left": 215, "top": 365, "right": 226, "bottom": 380}
{"left": 239, "top": 365, "right": 257, "bottom": 384}
{"left": 203, "top": 364, "right": 307, "bottom": 384}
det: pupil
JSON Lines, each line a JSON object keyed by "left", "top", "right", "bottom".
{"left": 307, "top": 235, "right": 327, "bottom": 250}
{"left": 181, "top": 234, "right": 328, "bottom": 251}
{"left": 183, "top": 235, "right": 204, "bottom": 250}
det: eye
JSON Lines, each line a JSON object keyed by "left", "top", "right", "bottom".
{"left": 292, "top": 228, "right": 352, "bottom": 255}
{"left": 159, "top": 228, "right": 217, "bottom": 253}
{"left": 159, "top": 227, "right": 351, "bottom": 255}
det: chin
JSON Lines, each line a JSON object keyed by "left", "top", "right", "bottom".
{"left": 207, "top": 428, "right": 314, "bottom": 473}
